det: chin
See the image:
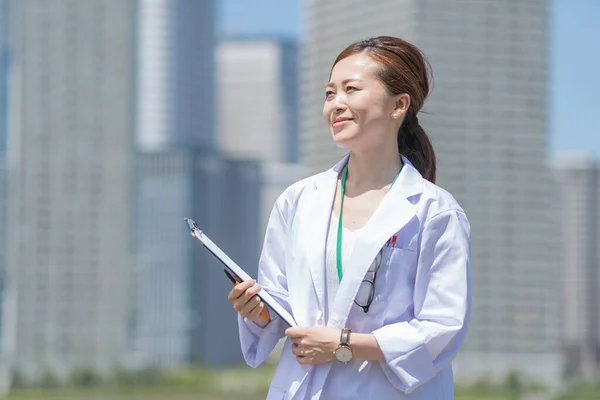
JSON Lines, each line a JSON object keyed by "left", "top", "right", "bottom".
{"left": 331, "top": 132, "right": 357, "bottom": 150}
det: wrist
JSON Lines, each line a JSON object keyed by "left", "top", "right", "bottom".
{"left": 333, "top": 328, "right": 353, "bottom": 363}
{"left": 249, "top": 308, "right": 272, "bottom": 328}
{"left": 251, "top": 317, "right": 269, "bottom": 328}
{"left": 348, "top": 333, "right": 385, "bottom": 362}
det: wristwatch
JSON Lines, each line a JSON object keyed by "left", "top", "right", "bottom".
{"left": 333, "top": 328, "right": 353, "bottom": 363}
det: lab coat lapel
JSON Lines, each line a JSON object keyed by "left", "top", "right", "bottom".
{"left": 327, "top": 156, "right": 423, "bottom": 329}
{"left": 300, "top": 154, "right": 349, "bottom": 317}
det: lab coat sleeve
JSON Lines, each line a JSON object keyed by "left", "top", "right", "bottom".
{"left": 238, "top": 197, "right": 291, "bottom": 368}
{"left": 372, "top": 209, "right": 471, "bottom": 394}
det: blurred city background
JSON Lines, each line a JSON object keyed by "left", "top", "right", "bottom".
{"left": 0, "top": 0, "right": 598, "bottom": 399}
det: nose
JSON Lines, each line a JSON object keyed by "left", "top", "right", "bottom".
{"left": 333, "top": 93, "right": 347, "bottom": 111}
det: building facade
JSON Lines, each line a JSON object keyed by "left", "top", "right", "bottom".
{"left": 217, "top": 37, "right": 299, "bottom": 164}
{"left": 0, "top": 0, "right": 9, "bottom": 348}
{"left": 303, "top": 0, "right": 561, "bottom": 384}
{"left": 132, "top": 149, "right": 261, "bottom": 367}
{"left": 136, "top": 0, "right": 216, "bottom": 151}
{"left": 1, "top": 0, "right": 136, "bottom": 377}
{"left": 0, "top": 0, "right": 8, "bottom": 153}
{"left": 132, "top": 0, "right": 265, "bottom": 367}
{"left": 552, "top": 154, "right": 600, "bottom": 378}
{"left": 217, "top": 36, "right": 305, "bottom": 239}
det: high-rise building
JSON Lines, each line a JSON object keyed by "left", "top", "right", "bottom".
{"left": 0, "top": 0, "right": 8, "bottom": 153}
{"left": 132, "top": 1, "right": 264, "bottom": 367}
{"left": 0, "top": 164, "right": 6, "bottom": 345}
{"left": 303, "top": 0, "right": 561, "bottom": 384}
{"left": 0, "top": 1, "right": 11, "bottom": 391}
{"left": 0, "top": 0, "right": 9, "bottom": 340}
{"left": 217, "top": 37, "right": 305, "bottom": 238}
{"left": 136, "top": 0, "right": 216, "bottom": 151}
{"left": 0, "top": 162, "right": 6, "bottom": 357}
{"left": 131, "top": 149, "right": 261, "bottom": 367}
{"left": 217, "top": 37, "right": 299, "bottom": 164}
{"left": 551, "top": 154, "right": 600, "bottom": 378}
{"left": 1, "top": 0, "right": 136, "bottom": 377}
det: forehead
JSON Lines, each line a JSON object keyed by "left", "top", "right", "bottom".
{"left": 329, "top": 53, "right": 380, "bottom": 83}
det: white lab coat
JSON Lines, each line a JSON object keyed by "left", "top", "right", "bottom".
{"left": 238, "top": 154, "right": 471, "bottom": 400}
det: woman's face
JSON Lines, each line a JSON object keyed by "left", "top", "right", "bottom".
{"left": 323, "top": 53, "right": 405, "bottom": 151}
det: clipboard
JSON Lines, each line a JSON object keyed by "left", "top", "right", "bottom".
{"left": 184, "top": 218, "right": 297, "bottom": 327}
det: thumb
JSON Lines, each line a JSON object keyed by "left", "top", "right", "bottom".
{"left": 285, "top": 327, "right": 303, "bottom": 338}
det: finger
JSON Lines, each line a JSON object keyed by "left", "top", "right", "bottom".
{"left": 242, "top": 284, "right": 262, "bottom": 303}
{"left": 237, "top": 296, "right": 259, "bottom": 318}
{"left": 285, "top": 327, "right": 304, "bottom": 338}
{"left": 240, "top": 296, "right": 263, "bottom": 319}
{"left": 291, "top": 343, "right": 304, "bottom": 356}
{"left": 289, "top": 337, "right": 302, "bottom": 345}
{"left": 296, "top": 355, "right": 312, "bottom": 365}
{"left": 227, "top": 280, "right": 255, "bottom": 302}
{"left": 230, "top": 284, "right": 258, "bottom": 310}
{"left": 285, "top": 327, "right": 297, "bottom": 336}
{"left": 232, "top": 292, "right": 257, "bottom": 314}
{"left": 246, "top": 301, "right": 266, "bottom": 321}
{"left": 291, "top": 345, "right": 301, "bottom": 356}
{"left": 227, "top": 286, "right": 239, "bottom": 302}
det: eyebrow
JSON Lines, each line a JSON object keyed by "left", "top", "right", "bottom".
{"left": 326, "top": 78, "right": 364, "bottom": 87}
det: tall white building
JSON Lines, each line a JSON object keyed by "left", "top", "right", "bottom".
{"left": 136, "top": 0, "right": 216, "bottom": 151}
{"left": 0, "top": 0, "right": 7, "bottom": 155}
{"left": 0, "top": 1, "right": 11, "bottom": 391}
{"left": 132, "top": 1, "right": 265, "bottom": 367}
{"left": 303, "top": 0, "right": 561, "bottom": 384}
{"left": 217, "top": 38, "right": 306, "bottom": 236}
{"left": 217, "top": 38, "right": 299, "bottom": 164}
{"left": 551, "top": 154, "right": 600, "bottom": 378}
{"left": 1, "top": 0, "right": 136, "bottom": 377}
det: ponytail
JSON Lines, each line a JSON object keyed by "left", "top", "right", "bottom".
{"left": 398, "top": 109, "right": 437, "bottom": 183}
{"left": 333, "top": 36, "right": 436, "bottom": 179}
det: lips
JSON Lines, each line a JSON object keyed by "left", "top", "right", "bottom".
{"left": 332, "top": 117, "right": 353, "bottom": 127}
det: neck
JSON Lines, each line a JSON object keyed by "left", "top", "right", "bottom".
{"left": 345, "top": 146, "right": 403, "bottom": 190}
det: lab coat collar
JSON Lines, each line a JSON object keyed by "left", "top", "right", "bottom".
{"left": 303, "top": 153, "right": 423, "bottom": 327}
{"left": 329, "top": 153, "right": 423, "bottom": 199}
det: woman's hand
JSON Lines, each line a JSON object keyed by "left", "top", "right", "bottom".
{"left": 227, "top": 280, "right": 270, "bottom": 328}
{"left": 285, "top": 326, "right": 340, "bottom": 365}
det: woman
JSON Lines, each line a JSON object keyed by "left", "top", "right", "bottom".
{"left": 228, "top": 36, "right": 471, "bottom": 399}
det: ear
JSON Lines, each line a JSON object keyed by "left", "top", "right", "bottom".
{"left": 393, "top": 93, "right": 411, "bottom": 115}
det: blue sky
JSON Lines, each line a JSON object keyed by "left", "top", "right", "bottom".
{"left": 549, "top": 0, "right": 599, "bottom": 159}
{"left": 219, "top": 0, "right": 600, "bottom": 160}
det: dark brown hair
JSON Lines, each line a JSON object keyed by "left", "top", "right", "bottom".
{"left": 332, "top": 36, "right": 437, "bottom": 183}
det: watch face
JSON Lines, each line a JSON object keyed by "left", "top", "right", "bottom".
{"left": 335, "top": 346, "right": 353, "bottom": 363}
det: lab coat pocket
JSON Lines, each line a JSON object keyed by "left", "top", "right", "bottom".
{"left": 387, "top": 246, "right": 418, "bottom": 270}
{"left": 372, "top": 247, "right": 418, "bottom": 309}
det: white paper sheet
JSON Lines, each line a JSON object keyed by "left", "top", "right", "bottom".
{"left": 184, "top": 218, "right": 297, "bottom": 327}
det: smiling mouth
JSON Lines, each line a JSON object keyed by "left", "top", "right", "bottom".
{"left": 332, "top": 118, "right": 353, "bottom": 128}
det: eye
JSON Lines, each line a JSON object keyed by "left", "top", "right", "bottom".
{"left": 346, "top": 86, "right": 358, "bottom": 92}
{"left": 325, "top": 90, "right": 335, "bottom": 99}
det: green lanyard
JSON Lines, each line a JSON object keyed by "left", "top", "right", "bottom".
{"left": 336, "top": 163, "right": 403, "bottom": 282}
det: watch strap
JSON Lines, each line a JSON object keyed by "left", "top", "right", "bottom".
{"left": 340, "top": 328, "right": 351, "bottom": 346}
